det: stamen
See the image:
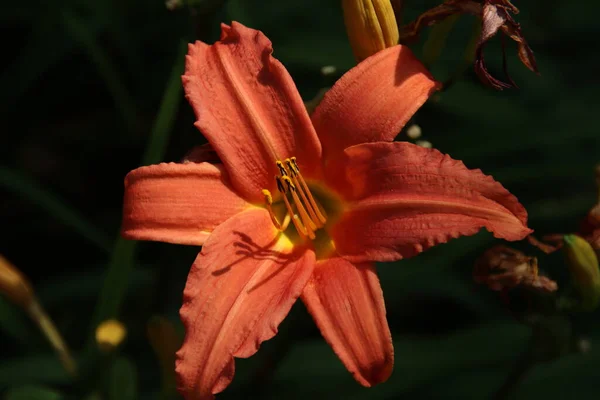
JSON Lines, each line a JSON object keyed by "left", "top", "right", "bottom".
{"left": 262, "top": 158, "right": 329, "bottom": 241}
{"left": 291, "top": 157, "right": 327, "bottom": 224}
{"left": 281, "top": 176, "right": 317, "bottom": 238}
{"left": 286, "top": 158, "right": 299, "bottom": 175}
{"left": 276, "top": 176, "right": 285, "bottom": 193}
{"left": 276, "top": 176, "right": 309, "bottom": 240}
{"left": 285, "top": 159, "right": 323, "bottom": 228}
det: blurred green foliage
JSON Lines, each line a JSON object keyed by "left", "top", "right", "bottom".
{"left": 1, "top": 0, "right": 599, "bottom": 399}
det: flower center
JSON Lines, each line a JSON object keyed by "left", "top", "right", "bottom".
{"left": 261, "top": 157, "right": 328, "bottom": 241}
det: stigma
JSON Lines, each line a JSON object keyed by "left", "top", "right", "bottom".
{"left": 262, "top": 157, "right": 327, "bottom": 241}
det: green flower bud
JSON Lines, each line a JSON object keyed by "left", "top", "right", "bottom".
{"left": 563, "top": 234, "right": 600, "bottom": 311}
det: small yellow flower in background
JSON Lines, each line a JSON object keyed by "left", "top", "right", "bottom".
{"left": 342, "top": 0, "right": 399, "bottom": 61}
{"left": 0, "top": 254, "right": 77, "bottom": 376}
{"left": 563, "top": 234, "right": 600, "bottom": 311}
{"left": 96, "top": 319, "right": 127, "bottom": 352}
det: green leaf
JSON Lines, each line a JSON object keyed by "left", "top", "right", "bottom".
{"left": 0, "top": 166, "right": 112, "bottom": 253}
{"left": 108, "top": 357, "right": 138, "bottom": 400}
{"left": 5, "top": 385, "right": 64, "bottom": 400}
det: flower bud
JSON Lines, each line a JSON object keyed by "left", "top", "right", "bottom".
{"left": 563, "top": 234, "right": 600, "bottom": 311}
{"left": 0, "top": 255, "right": 77, "bottom": 375}
{"left": 0, "top": 254, "right": 34, "bottom": 308}
{"left": 342, "top": 0, "right": 399, "bottom": 61}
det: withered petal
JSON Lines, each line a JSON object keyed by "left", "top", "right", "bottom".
{"left": 500, "top": 20, "right": 539, "bottom": 74}
{"left": 398, "top": 0, "right": 538, "bottom": 90}
{"left": 398, "top": 0, "right": 478, "bottom": 44}
{"left": 474, "top": 46, "right": 514, "bottom": 90}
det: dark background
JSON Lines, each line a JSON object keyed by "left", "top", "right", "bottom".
{"left": 1, "top": 0, "right": 599, "bottom": 399}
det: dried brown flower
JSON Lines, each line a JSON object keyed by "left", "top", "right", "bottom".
{"left": 474, "top": 245, "right": 557, "bottom": 292}
{"left": 399, "top": 0, "right": 538, "bottom": 90}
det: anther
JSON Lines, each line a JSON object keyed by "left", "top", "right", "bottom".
{"left": 276, "top": 176, "right": 285, "bottom": 193}
{"left": 290, "top": 157, "right": 300, "bottom": 173}
{"left": 276, "top": 160, "right": 287, "bottom": 177}
{"left": 285, "top": 159, "right": 298, "bottom": 176}
{"left": 281, "top": 176, "right": 296, "bottom": 192}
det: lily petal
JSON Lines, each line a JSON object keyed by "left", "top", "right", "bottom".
{"left": 311, "top": 45, "right": 440, "bottom": 158}
{"left": 183, "top": 22, "right": 322, "bottom": 202}
{"left": 122, "top": 162, "right": 248, "bottom": 246}
{"left": 176, "top": 208, "right": 315, "bottom": 399}
{"left": 329, "top": 142, "right": 532, "bottom": 263}
{"left": 301, "top": 257, "right": 393, "bottom": 387}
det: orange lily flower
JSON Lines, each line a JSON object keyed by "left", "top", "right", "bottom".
{"left": 122, "top": 22, "right": 532, "bottom": 399}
